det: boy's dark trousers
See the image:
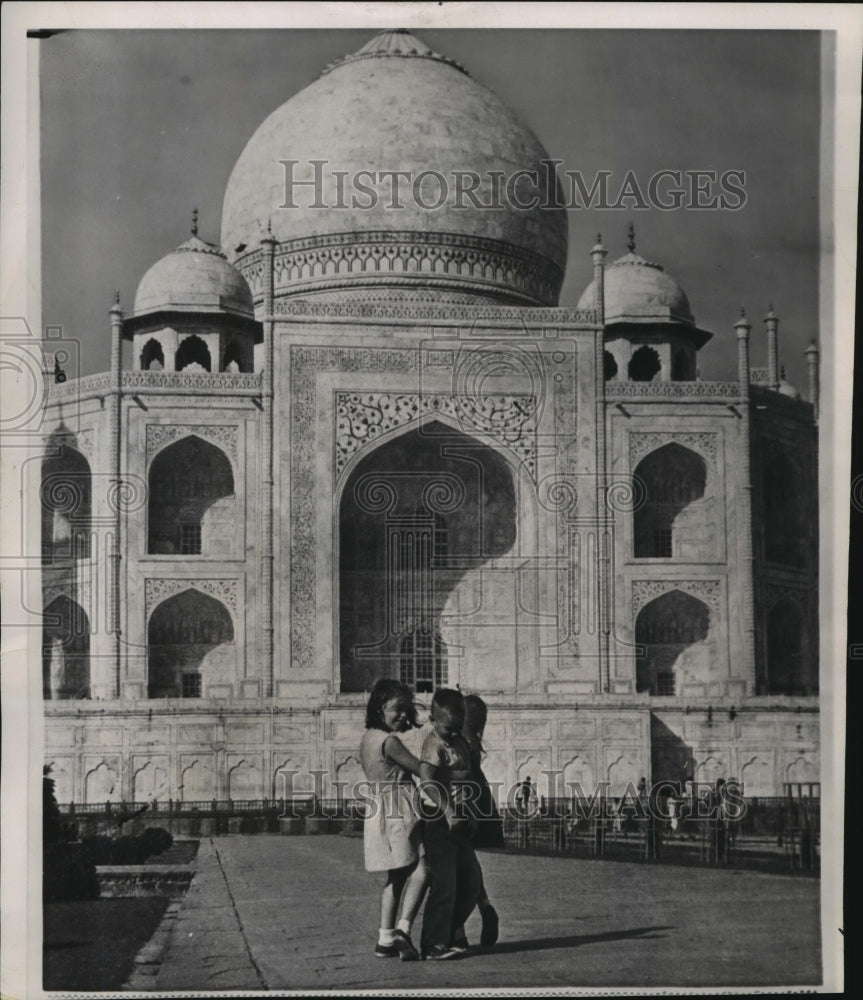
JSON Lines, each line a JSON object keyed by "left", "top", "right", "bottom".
{"left": 420, "top": 818, "right": 483, "bottom": 953}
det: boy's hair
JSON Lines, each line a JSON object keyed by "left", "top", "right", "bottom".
{"left": 364, "top": 678, "right": 418, "bottom": 730}
{"left": 431, "top": 687, "right": 465, "bottom": 718}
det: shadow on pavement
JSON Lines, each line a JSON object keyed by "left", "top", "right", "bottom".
{"left": 486, "top": 925, "right": 673, "bottom": 955}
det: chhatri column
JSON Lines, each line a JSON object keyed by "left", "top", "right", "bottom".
{"left": 764, "top": 304, "right": 780, "bottom": 391}
{"left": 260, "top": 224, "right": 277, "bottom": 698}
{"left": 591, "top": 235, "right": 610, "bottom": 692}
{"left": 734, "top": 308, "right": 756, "bottom": 693}
{"left": 109, "top": 292, "right": 124, "bottom": 699}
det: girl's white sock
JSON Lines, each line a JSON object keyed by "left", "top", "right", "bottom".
{"left": 397, "top": 918, "right": 411, "bottom": 935}
{"left": 378, "top": 928, "right": 395, "bottom": 946}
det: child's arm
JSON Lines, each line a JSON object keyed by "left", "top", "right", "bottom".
{"left": 382, "top": 733, "right": 423, "bottom": 778}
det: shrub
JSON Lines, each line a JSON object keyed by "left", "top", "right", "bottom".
{"left": 141, "top": 827, "right": 173, "bottom": 857}
{"left": 43, "top": 843, "right": 99, "bottom": 902}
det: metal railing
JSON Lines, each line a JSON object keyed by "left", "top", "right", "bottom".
{"left": 60, "top": 794, "right": 820, "bottom": 872}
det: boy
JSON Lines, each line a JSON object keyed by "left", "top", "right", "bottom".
{"left": 418, "top": 688, "right": 483, "bottom": 960}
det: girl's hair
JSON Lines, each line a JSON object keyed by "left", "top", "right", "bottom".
{"left": 365, "top": 677, "right": 418, "bottom": 730}
{"left": 463, "top": 693, "right": 488, "bottom": 753}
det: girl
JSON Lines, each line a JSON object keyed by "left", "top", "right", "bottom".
{"left": 451, "top": 693, "right": 502, "bottom": 950}
{"left": 359, "top": 678, "right": 427, "bottom": 961}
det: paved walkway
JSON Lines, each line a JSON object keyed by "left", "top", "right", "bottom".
{"left": 148, "top": 834, "right": 821, "bottom": 992}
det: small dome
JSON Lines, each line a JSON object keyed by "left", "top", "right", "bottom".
{"left": 778, "top": 370, "right": 801, "bottom": 398}
{"left": 578, "top": 246, "right": 712, "bottom": 348}
{"left": 220, "top": 29, "right": 568, "bottom": 306}
{"left": 133, "top": 234, "right": 255, "bottom": 319}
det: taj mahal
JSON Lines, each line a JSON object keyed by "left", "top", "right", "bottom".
{"left": 40, "top": 29, "right": 820, "bottom": 807}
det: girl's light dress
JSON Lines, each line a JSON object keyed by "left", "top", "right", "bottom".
{"left": 359, "top": 728, "right": 422, "bottom": 872}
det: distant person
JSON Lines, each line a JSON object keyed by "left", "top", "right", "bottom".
{"left": 516, "top": 777, "right": 532, "bottom": 815}
{"left": 359, "top": 679, "right": 426, "bottom": 960}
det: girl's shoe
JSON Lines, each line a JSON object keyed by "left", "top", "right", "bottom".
{"left": 374, "top": 942, "right": 399, "bottom": 958}
{"left": 392, "top": 929, "right": 420, "bottom": 961}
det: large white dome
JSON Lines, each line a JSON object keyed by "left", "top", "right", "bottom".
{"left": 221, "top": 30, "right": 568, "bottom": 306}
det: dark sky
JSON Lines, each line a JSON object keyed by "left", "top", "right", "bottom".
{"left": 39, "top": 28, "right": 822, "bottom": 388}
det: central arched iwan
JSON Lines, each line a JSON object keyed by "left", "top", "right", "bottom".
{"left": 338, "top": 420, "right": 516, "bottom": 692}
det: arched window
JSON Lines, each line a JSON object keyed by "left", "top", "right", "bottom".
{"left": 175, "top": 335, "right": 211, "bottom": 372}
{"left": 42, "top": 595, "right": 90, "bottom": 699}
{"left": 633, "top": 444, "right": 707, "bottom": 558}
{"left": 766, "top": 599, "right": 813, "bottom": 695}
{"left": 671, "top": 348, "right": 690, "bottom": 381}
{"left": 140, "top": 338, "right": 165, "bottom": 371}
{"left": 398, "top": 628, "right": 447, "bottom": 693}
{"left": 763, "top": 448, "right": 807, "bottom": 567}
{"left": 635, "top": 590, "right": 711, "bottom": 695}
{"left": 147, "top": 436, "right": 234, "bottom": 554}
{"left": 604, "top": 350, "right": 618, "bottom": 382}
{"left": 222, "top": 338, "right": 246, "bottom": 373}
{"left": 41, "top": 443, "right": 91, "bottom": 563}
{"left": 628, "top": 345, "right": 661, "bottom": 382}
{"left": 147, "top": 589, "right": 234, "bottom": 698}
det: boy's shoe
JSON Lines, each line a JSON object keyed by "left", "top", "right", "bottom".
{"left": 375, "top": 942, "right": 399, "bottom": 958}
{"left": 392, "top": 929, "right": 420, "bottom": 962}
{"left": 423, "top": 944, "right": 461, "bottom": 960}
{"left": 451, "top": 931, "right": 470, "bottom": 953}
{"left": 480, "top": 904, "right": 499, "bottom": 948}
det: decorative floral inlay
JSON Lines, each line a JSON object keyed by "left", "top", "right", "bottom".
{"left": 629, "top": 431, "right": 717, "bottom": 467}
{"left": 145, "top": 578, "right": 238, "bottom": 616}
{"left": 632, "top": 579, "right": 721, "bottom": 616}
{"left": 146, "top": 424, "right": 238, "bottom": 463}
{"left": 335, "top": 392, "right": 538, "bottom": 480}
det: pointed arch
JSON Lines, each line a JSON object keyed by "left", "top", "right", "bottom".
{"left": 43, "top": 594, "right": 90, "bottom": 699}
{"left": 763, "top": 446, "right": 808, "bottom": 567}
{"left": 633, "top": 443, "right": 709, "bottom": 559}
{"left": 147, "top": 588, "right": 234, "bottom": 698}
{"left": 175, "top": 334, "right": 211, "bottom": 372}
{"left": 140, "top": 338, "right": 165, "bottom": 371}
{"left": 767, "top": 598, "right": 813, "bottom": 695}
{"left": 147, "top": 435, "right": 235, "bottom": 554}
{"left": 628, "top": 345, "right": 661, "bottom": 382}
{"left": 635, "top": 589, "right": 712, "bottom": 695}
{"left": 41, "top": 442, "right": 91, "bottom": 563}
{"left": 222, "top": 337, "right": 248, "bottom": 373}
{"left": 337, "top": 418, "right": 517, "bottom": 692}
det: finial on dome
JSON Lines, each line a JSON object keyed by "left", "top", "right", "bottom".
{"left": 114, "top": 289, "right": 121, "bottom": 305}
{"left": 191, "top": 208, "right": 199, "bottom": 237}
{"left": 781, "top": 364, "right": 787, "bottom": 379}
{"left": 626, "top": 223, "right": 636, "bottom": 253}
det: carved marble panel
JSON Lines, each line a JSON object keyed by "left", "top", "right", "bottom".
{"left": 629, "top": 431, "right": 718, "bottom": 468}
{"left": 146, "top": 423, "right": 238, "bottom": 463}
{"left": 145, "top": 578, "right": 239, "bottom": 616}
{"left": 632, "top": 579, "right": 721, "bottom": 617}
{"left": 335, "top": 391, "right": 538, "bottom": 480}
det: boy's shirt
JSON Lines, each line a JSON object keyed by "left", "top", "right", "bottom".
{"left": 420, "top": 726, "right": 472, "bottom": 826}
